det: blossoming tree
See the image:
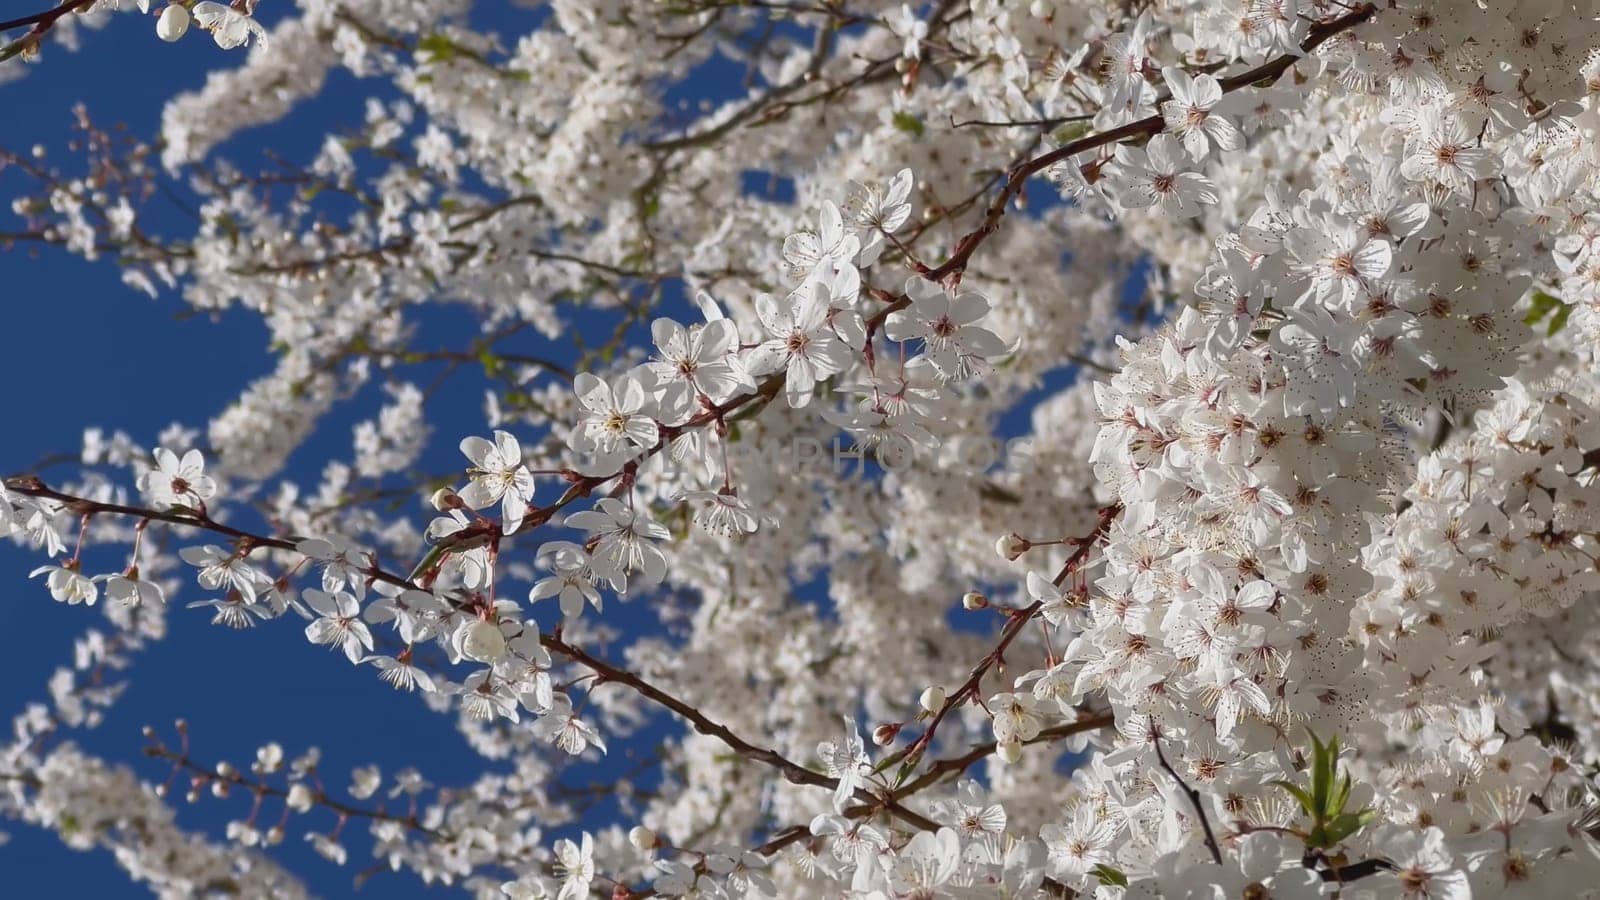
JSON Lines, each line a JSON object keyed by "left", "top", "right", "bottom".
{"left": 6, "top": 0, "right": 1600, "bottom": 897}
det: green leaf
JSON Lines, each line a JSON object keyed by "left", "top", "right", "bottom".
{"left": 1308, "top": 731, "right": 1334, "bottom": 819}
{"left": 477, "top": 348, "right": 503, "bottom": 376}
{"left": 1270, "top": 780, "right": 1317, "bottom": 817}
{"left": 416, "top": 33, "right": 461, "bottom": 63}
{"left": 1053, "top": 122, "right": 1092, "bottom": 144}
{"left": 1317, "top": 809, "right": 1374, "bottom": 848}
{"left": 1524, "top": 291, "right": 1562, "bottom": 325}
{"left": 1091, "top": 864, "right": 1129, "bottom": 888}
{"left": 892, "top": 111, "right": 925, "bottom": 137}
{"left": 891, "top": 757, "right": 919, "bottom": 788}
{"left": 1330, "top": 771, "right": 1353, "bottom": 818}
{"left": 1548, "top": 301, "right": 1573, "bottom": 335}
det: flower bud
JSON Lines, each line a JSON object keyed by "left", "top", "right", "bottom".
{"left": 872, "top": 723, "right": 901, "bottom": 746}
{"left": 215, "top": 761, "right": 235, "bottom": 778}
{"left": 460, "top": 617, "right": 508, "bottom": 662}
{"left": 995, "top": 533, "right": 1031, "bottom": 561}
{"left": 996, "top": 739, "right": 1024, "bottom": 764}
{"left": 286, "top": 783, "right": 314, "bottom": 813}
{"left": 918, "top": 685, "right": 947, "bottom": 713}
{"left": 211, "top": 780, "right": 230, "bottom": 798}
{"left": 429, "top": 487, "right": 461, "bottom": 511}
{"left": 962, "top": 591, "right": 988, "bottom": 610}
{"left": 628, "top": 825, "right": 657, "bottom": 852}
{"left": 156, "top": 4, "right": 190, "bottom": 42}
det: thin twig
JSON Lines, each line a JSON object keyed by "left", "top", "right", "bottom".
{"left": 1153, "top": 734, "right": 1224, "bottom": 865}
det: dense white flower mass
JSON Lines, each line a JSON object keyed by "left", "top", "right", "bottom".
{"left": 8, "top": 0, "right": 1600, "bottom": 897}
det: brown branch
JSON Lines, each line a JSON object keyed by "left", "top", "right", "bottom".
{"left": 142, "top": 742, "right": 442, "bottom": 840}
{"left": 903, "top": 504, "right": 1120, "bottom": 762}
{"left": 1153, "top": 734, "right": 1223, "bottom": 865}
{"left": 0, "top": 0, "right": 92, "bottom": 33}
{"left": 892, "top": 711, "right": 1114, "bottom": 798}
{"left": 0, "top": 0, "right": 97, "bottom": 62}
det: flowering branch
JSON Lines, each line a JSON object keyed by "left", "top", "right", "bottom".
{"left": 141, "top": 733, "right": 443, "bottom": 842}
{"left": 1152, "top": 733, "right": 1223, "bottom": 865}
{"left": 0, "top": 0, "right": 177, "bottom": 63}
{"left": 902, "top": 504, "right": 1120, "bottom": 763}
{"left": 922, "top": 3, "right": 1377, "bottom": 286}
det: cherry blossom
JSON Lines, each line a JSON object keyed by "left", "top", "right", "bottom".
{"left": 817, "top": 716, "right": 868, "bottom": 813}
{"left": 746, "top": 283, "right": 852, "bottom": 408}
{"left": 137, "top": 447, "right": 216, "bottom": 510}
{"left": 303, "top": 590, "right": 373, "bottom": 664}
{"left": 1161, "top": 66, "right": 1243, "bottom": 159}
{"left": 189, "top": 1, "right": 267, "bottom": 50}
{"left": 459, "top": 431, "right": 536, "bottom": 535}
{"left": 570, "top": 372, "right": 659, "bottom": 456}
{"left": 884, "top": 278, "right": 1008, "bottom": 380}
{"left": 1109, "top": 134, "right": 1219, "bottom": 218}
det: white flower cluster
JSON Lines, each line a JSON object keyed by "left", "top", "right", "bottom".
{"left": 11, "top": 0, "right": 1600, "bottom": 897}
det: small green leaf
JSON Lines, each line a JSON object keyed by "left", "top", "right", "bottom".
{"left": 1548, "top": 301, "right": 1573, "bottom": 335}
{"left": 1318, "top": 809, "right": 1374, "bottom": 848}
{"left": 1309, "top": 731, "right": 1334, "bottom": 819}
{"left": 416, "top": 33, "right": 459, "bottom": 63}
{"left": 1330, "top": 771, "right": 1353, "bottom": 818}
{"left": 892, "top": 111, "right": 925, "bottom": 137}
{"left": 1053, "top": 122, "right": 1092, "bottom": 144}
{"left": 1270, "top": 780, "right": 1316, "bottom": 817}
{"left": 891, "top": 757, "right": 919, "bottom": 788}
{"left": 1524, "top": 291, "right": 1562, "bottom": 325}
{"left": 1091, "top": 864, "right": 1129, "bottom": 888}
{"left": 477, "top": 348, "right": 503, "bottom": 376}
